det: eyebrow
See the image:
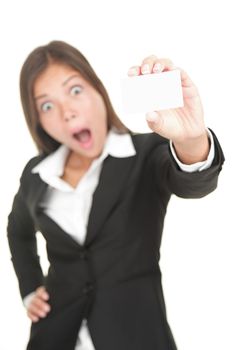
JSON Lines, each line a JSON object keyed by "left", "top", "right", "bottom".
{"left": 34, "top": 93, "right": 48, "bottom": 101}
{"left": 34, "top": 74, "right": 82, "bottom": 101}
{"left": 62, "top": 74, "right": 81, "bottom": 86}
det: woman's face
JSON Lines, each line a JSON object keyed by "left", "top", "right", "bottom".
{"left": 33, "top": 63, "right": 108, "bottom": 160}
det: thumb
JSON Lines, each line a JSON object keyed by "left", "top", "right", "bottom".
{"left": 146, "top": 111, "right": 163, "bottom": 133}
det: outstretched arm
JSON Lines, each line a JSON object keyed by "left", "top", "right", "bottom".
{"left": 128, "top": 55, "right": 209, "bottom": 165}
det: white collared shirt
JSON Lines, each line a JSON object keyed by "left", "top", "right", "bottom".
{"left": 26, "top": 129, "right": 214, "bottom": 350}
{"left": 32, "top": 130, "right": 136, "bottom": 245}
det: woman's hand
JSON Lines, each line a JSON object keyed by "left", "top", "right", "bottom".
{"left": 128, "top": 55, "right": 210, "bottom": 164}
{"left": 26, "top": 286, "right": 51, "bottom": 323}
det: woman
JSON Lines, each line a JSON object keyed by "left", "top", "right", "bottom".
{"left": 7, "top": 40, "right": 224, "bottom": 350}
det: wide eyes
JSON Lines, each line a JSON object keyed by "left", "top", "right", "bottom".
{"left": 70, "top": 85, "right": 82, "bottom": 96}
{"left": 38, "top": 84, "right": 83, "bottom": 113}
{"left": 41, "top": 102, "right": 54, "bottom": 112}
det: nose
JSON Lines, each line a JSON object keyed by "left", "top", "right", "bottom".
{"left": 61, "top": 99, "right": 79, "bottom": 122}
{"left": 63, "top": 113, "right": 77, "bottom": 122}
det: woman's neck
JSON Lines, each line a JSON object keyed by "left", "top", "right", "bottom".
{"left": 61, "top": 151, "right": 93, "bottom": 188}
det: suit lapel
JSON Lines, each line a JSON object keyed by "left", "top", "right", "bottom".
{"left": 27, "top": 174, "right": 48, "bottom": 218}
{"left": 85, "top": 154, "right": 136, "bottom": 246}
{"left": 28, "top": 174, "right": 83, "bottom": 247}
{"left": 28, "top": 151, "right": 136, "bottom": 247}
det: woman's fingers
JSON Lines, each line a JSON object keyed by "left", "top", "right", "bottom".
{"left": 27, "top": 312, "right": 39, "bottom": 323}
{"left": 128, "top": 55, "right": 175, "bottom": 76}
{"left": 27, "top": 286, "right": 51, "bottom": 323}
{"left": 27, "top": 298, "right": 51, "bottom": 322}
{"left": 128, "top": 65, "right": 141, "bottom": 76}
{"left": 36, "top": 286, "right": 49, "bottom": 301}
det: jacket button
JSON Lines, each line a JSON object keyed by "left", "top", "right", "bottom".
{"left": 82, "top": 282, "right": 94, "bottom": 295}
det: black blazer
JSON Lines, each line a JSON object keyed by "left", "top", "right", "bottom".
{"left": 7, "top": 132, "right": 224, "bottom": 350}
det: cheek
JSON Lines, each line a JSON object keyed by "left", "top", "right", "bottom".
{"left": 95, "top": 112, "right": 107, "bottom": 139}
{"left": 89, "top": 92, "right": 107, "bottom": 123}
{"left": 96, "top": 100, "right": 108, "bottom": 129}
{"left": 39, "top": 117, "right": 62, "bottom": 138}
{"left": 39, "top": 118, "right": 52, "bottom": 134}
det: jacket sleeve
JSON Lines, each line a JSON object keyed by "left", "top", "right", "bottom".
{"left": 150, "top": 129, "right": 225, "bottom": 199}
{"left": 7, "top": 165, "right": 44, "bottom": 300}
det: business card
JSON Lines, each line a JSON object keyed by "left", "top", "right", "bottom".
{"left": 121, "top": 70, "right": 184, "bottom": 114}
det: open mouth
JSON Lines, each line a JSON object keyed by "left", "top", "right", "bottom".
{"left": 72, "top": 128, "right": 92, "bottom": 148}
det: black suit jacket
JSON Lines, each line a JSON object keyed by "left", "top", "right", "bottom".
{"left": 7, "top": 132, "right": 224, "bottom": 350}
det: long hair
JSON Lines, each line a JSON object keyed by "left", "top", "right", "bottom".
{"left": 20, "top": 40, "right": 129, "bottom": 154}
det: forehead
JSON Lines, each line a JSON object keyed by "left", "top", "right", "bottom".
{"left": 33, "top": 63, "right": 83, "bottom": 95}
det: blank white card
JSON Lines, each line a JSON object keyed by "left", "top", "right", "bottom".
{"left": 121, "top": 70, "right": 184, "bottom": 114}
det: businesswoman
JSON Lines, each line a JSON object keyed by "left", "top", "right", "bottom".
{"left": 7, "top": 40, "right": 224, "bottom": 350}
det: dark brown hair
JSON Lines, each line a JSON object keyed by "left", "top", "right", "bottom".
{"left": 20, "top": 40, "right": 129, "bottom": 154}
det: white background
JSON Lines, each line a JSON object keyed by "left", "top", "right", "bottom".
{"left": 0, "top": 1, "right": 232, "bottom": 349}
